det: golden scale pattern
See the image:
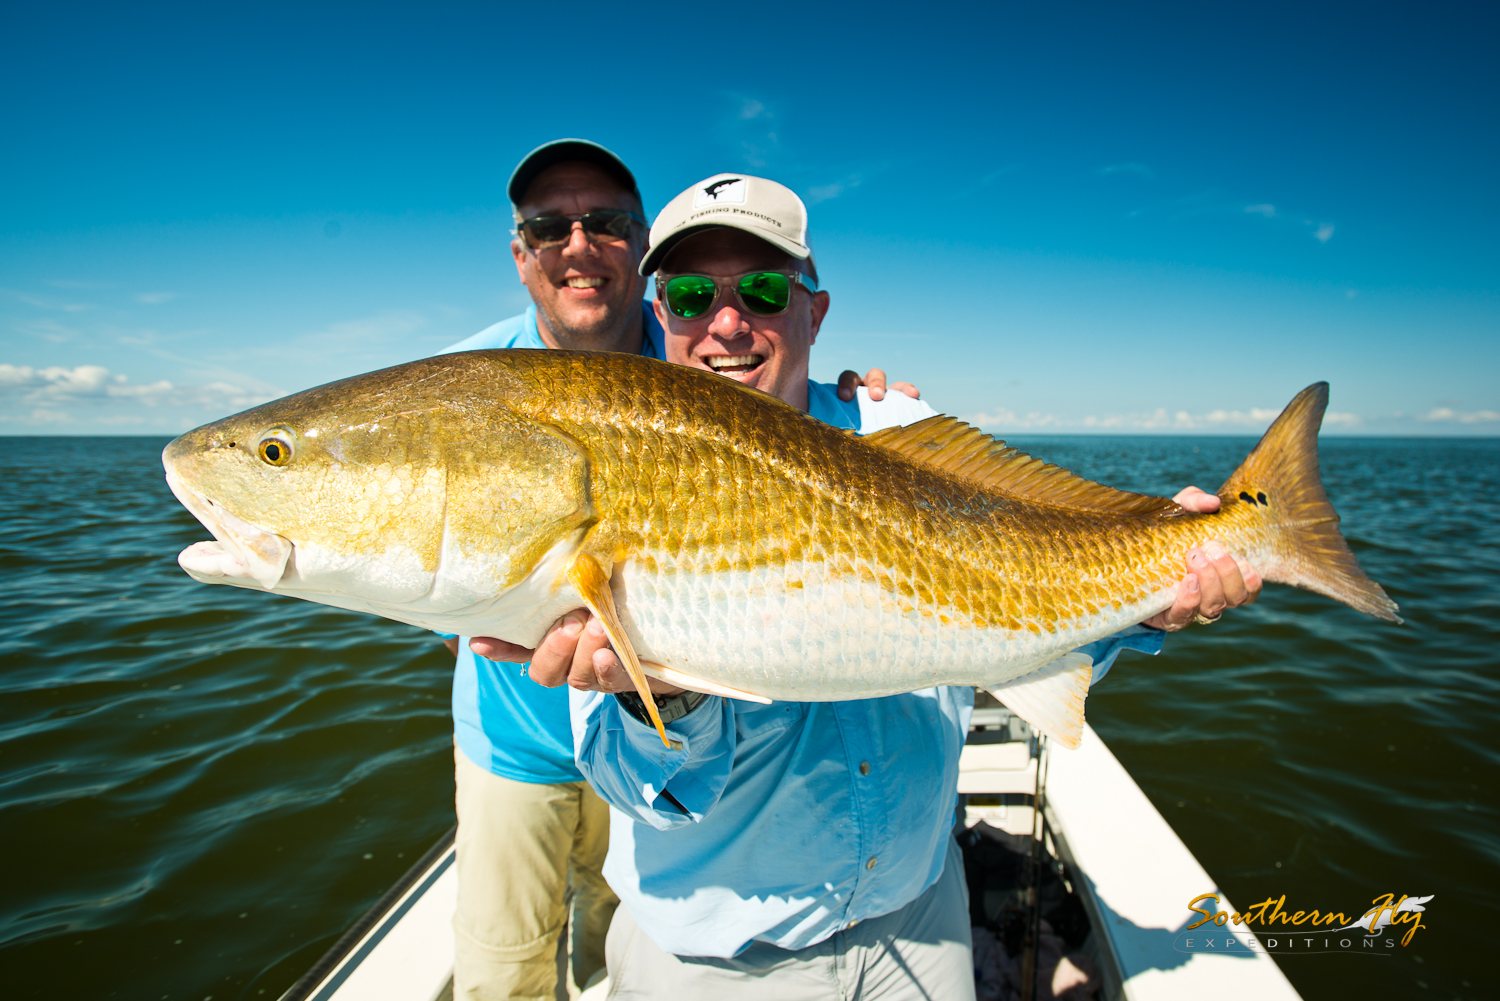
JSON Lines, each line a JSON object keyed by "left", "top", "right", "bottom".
{"left": 462, "top": 351, "right": 1276, "bottom": 658}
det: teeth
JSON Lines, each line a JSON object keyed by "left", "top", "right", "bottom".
{"left": 706, "top": 355, "right": 763, "bottom": 370}
{"left": 563, "top": 277, "right": 604, "bottom": 288}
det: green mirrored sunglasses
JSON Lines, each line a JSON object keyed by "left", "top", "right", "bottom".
{"left": 657, "top": 271, "right": 820, "bottom": 320}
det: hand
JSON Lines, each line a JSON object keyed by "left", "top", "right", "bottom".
{"left": 469, "top": 612, "right": 683, "bottom": 696}
{"left": 836, "top": 368, "right": 921, "bottom": 403}
{"left": 1143, "top": 487, "right": 1264, "bottom": 631}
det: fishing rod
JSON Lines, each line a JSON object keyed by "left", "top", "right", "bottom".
{"left": 1019, "top": 732, "right": 1051, "bottom": 1001}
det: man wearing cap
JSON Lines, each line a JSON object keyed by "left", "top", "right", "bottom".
{"left": 437, "top": 143, "right": 920, "bottom": 1001}
{"left": 493, "top": 173, "right": 1259, "bottom": 998}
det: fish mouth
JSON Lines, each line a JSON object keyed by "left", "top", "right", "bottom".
{"left": 165, "top": 469, "right": 292, "bottom": 590}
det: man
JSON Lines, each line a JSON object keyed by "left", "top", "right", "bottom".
{"left": 491, "top": 174, "right": 1259, "bottom": 998}
{"left": 439, "top": 143, "right": 916, "bottom": 1001}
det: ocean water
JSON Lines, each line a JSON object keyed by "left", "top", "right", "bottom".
{"left": 0, "top": 433, "right": 1495, "bottom": 1000}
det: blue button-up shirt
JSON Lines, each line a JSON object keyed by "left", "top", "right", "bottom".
{"left": 572, "top": 388, "right": 1164, "bottom": 959}
{"left": 438, "top": 302, "right": 665, "bottom": 783}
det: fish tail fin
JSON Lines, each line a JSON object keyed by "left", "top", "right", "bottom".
{"left": 1220, "top": 382, "right": 1400, "bottom": 622}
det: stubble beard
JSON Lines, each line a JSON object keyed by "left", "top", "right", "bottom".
{"left": 536, "top": 284, "right": 644, "bottom": 353}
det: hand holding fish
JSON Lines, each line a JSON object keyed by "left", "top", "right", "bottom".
{"left": 470, "top": 617, "right": 686, "bottom": 696}
{"left": 1142, "top": 487, "right": 1265, "bottom": 632}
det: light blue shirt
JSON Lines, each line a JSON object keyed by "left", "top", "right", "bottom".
{"left": 571, "top": 390, "right": 1165, "bottom": 959}
{"left": 439, "top": 301, "right": 665, "bottom": 783}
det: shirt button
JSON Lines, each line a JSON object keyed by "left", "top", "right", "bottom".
{"left": 859, "top": 761, "right": 871, "bottom": 776}
{"left": 866, "top": 856, "right": 878, "bottom": 870}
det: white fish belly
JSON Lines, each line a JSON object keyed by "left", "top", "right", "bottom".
{"left": 613, "top": 556, "right": 1174, "bottom": 701}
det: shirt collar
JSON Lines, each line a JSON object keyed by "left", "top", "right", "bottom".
{"left": 805, "top": 379, "right": 861, "bottom": 431}
{"left": 524, "top": 300, "right": 665, "bottom": 359}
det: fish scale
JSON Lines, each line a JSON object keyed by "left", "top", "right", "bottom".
{"left": 163, "top": 350, "right": 1398, "bottom": 747}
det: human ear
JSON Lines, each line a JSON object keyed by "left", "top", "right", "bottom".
{"left": 808, "top": 290, "right": 831, "bottom": 344}
{"left": 511, "top": 238, "right": 530, "bottom": 288}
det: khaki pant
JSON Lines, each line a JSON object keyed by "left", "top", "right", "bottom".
{"left": 602, "top": 836, "right": 973, "bottom": 1001}
{"left": 453, "top": 746, "right": 618, "bottom": 1001}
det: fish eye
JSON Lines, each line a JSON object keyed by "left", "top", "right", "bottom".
{"left": 256, "top": 430, "right": 295, "bottom": 467}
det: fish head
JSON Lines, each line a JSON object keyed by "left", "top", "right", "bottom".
{"left": 162, "top": 358, "right": 595, "bottom": 619}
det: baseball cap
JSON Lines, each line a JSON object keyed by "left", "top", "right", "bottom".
{"left": 507, "top": 139, "right": 639, "bottom": 206}
{"left": 639, "top": 174, "right": 814, "bottom": 276}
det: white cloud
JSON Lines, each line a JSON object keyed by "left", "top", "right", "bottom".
{"left": 961, "top": 403, "right": 1374, "bottom": 433}
{"left": 1420, "top": 407, "right": 1500, "bottom": 424}
{"left": 1244, "top": 203, "right": 1277, "bottom": 217}
{"left": 806, "top": 174, "right": 863, "bottom": 205}
{"left": 6, "top": 289, "right": 96, "bottom": 312}
{"left": 0, "top": 363, "right": 278, "bottom": 411}
{"left": 135, "top": 291, "right": 180, "bottom": 304}
{"left": 1313, "top": 223, "right": 1335, "bottom": 243}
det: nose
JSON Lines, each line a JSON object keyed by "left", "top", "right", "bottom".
{"left": 559, "top": 221, "right": 596, "bottom": 257}
{"left": 705, "top": 303, "right": 751, "bottom": 341}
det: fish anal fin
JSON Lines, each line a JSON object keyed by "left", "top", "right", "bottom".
{"left": 566, "top": 552, "right": 677, "bottom": 749}
{"left": 640, "top": 662, "right": 773, "bottom": 705}
{"left": 986, "top": 652, "right": 1094, "bottom": 750}
{"left": 865, "top": 416, "right": 1178, "bottom": 516}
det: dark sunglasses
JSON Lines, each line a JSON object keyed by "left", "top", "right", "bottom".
{"left": 656, "top": 271, "right": 820, "bottom": 320}
{"left": 517, "top": 209, "right": 645, "bottom": 250}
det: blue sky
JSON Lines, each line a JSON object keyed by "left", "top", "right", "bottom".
{"left": 3, "top": 1, "right": 1496, "bottom": 435}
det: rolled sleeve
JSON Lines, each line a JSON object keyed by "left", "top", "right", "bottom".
{"left": 1080, "top": 624, "right": 1167, "bottom": 686}
{"left": 571, "top": 690, "right": 737, "bottom": 830}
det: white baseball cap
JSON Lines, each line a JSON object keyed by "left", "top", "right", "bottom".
{"left": 639, "top": 173, "right": 814, "bottom": 276}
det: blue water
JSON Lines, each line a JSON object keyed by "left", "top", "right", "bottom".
{"left": 0, "top": 434, "right": 1495, "bottom": 1000}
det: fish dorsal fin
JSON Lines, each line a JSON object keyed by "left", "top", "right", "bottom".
{"left": 986, "top": 651, "right": 1094, "bottom": 749}
{"left": 864, "top": 415, "right": 1179, "bottom": 516}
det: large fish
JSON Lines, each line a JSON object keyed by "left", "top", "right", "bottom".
{"left": 163, "top": 350, "right": 1398, "bottom": 748}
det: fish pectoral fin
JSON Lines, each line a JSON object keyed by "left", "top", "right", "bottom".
{"left": 566, "top": 552, "right": 677, "bottom": 749}
{"left": 640, "top": 662, "right": 773, "bottom": 705}
{"left": 985, "top": 651, "right": 1094, "bottom": 750}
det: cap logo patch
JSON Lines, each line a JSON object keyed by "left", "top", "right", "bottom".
{"left": 694, "top": 178, "right": 746, "bottom": 207}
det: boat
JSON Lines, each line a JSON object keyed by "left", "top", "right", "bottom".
{"left": 280, "top": 694, "right": 1302, "bottom": 1001}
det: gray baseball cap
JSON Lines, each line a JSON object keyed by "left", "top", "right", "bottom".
{"left": 507, "top": 139, "right": 639, "bottom": 206}
{"left": 639, "top": 173, "right": 815, "bottom": 276}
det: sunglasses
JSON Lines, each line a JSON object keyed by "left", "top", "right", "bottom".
{"left": 657, "top": 271, "right": 820, "bottom": 320}
{"left": 517, "top": 209, "right": 645, "bottom": 250}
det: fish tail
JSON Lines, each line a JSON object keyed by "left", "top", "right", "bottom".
{"left": 1219, "top": 382, "right": 1401, "bottom": 622}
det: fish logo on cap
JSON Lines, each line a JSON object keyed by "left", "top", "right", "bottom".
{"left": 695, "top": 178, "right": 746, "bottom": 206}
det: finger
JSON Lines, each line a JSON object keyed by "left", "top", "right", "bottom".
{"left": 836, "top": 370, "right": 861, "bottom": 402}
{"left": 567, "top": 617, "right": 614, "bottom": 690}
{"left": 526, "top": 611, "right": 588, "bottom": 686}
{"left": 1234, "top": 555, "right": 1264, "bottom": 603}
{"left": 1172, "top": 486, "right": 1221, "bottom": 513}
{"left": 1188, "top": 548, "right": 1227, "bottom": 617}
{"left": 863, "top": 368, "right": 887, "bottom": 401}
{"left": 1203, "top": 541, "right": 1248, "bottom": 607}
{"left": 469, "top": 636, "right": 534, "bottom": 662}
{"left": 888, "top": 380, "right": 921, "bottom": 399}
{"left": 1145, "top": 573, "right": 1199, "bottom": 631}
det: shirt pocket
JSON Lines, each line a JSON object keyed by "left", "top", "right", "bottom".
{"left": 732, "top": 700, "right": 809, "bottom": 742}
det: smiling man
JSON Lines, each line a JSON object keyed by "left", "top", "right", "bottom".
{"left": 495, "top": 173, "right": 1263, "bottom": 999}
{"left": 435, "top": 144, "right": 918, "bottom": 1001}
